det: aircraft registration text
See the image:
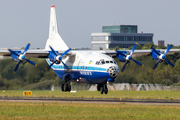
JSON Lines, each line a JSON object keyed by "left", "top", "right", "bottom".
{"left": 80, "top": 71, "right": 92, "bottom": 75}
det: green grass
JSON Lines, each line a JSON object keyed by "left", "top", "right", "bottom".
{"left": 1, "top": 90, "right": 180, "bottom": 100}
{"left": 0, "top": 102, "right": 180, "bottom": 120}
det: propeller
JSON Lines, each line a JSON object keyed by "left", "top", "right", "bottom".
{"left": 46, "top": 46, "right": 72, "bottom": 71}
{"left": 8, "top": 42, "right": 37, "bottom": 73}
{"left": 116, "top": 42, "right": 144, "bottom": 72}
{"left": 150, "top": 44, "right": 175, "bottom": 70}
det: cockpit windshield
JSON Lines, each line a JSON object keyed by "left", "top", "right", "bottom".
{"left": 96, "top": 59, "right": 117, "bottom": 65}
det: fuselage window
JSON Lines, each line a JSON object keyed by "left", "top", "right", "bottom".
{"left": 110, "top": 61, "right": 113, "bottom": 63}
{"left": 114, "top": 61, "right": 117, "bottom": 64}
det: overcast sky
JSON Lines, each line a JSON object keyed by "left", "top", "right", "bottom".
{"left": 0, "top": 0, "right": 179, "bottom": 49}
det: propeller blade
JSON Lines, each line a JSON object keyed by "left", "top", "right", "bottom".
{"left": 23, "top": 42, "right": 31, "bottom": 55}
{"left": 121, "top": 61, "right": 128, "bottom": 72}
{"left": 149, "top": 45, "right": 161, "bottom": 56}
{"left": 8, "top": 49, "right": 19, "bottom": 56}
{"left": 25, "top": 59, "right": 37, "bottom": 66}
{"left": 131, "top": 58, "right": 144, "bottom": 67}
{"left": 13, "top": 61, "right": 21, "bottom": 73}
{"left": 46, "top": 61, "right": 56, "bottom": 70}
{"left": 165, "top": 59, "right": 175, "bottom": 68}
{"left": 130, "top": 42, "right": 138, "bottom": 56}
{"left": 49, "top": 46, "right": 58, "bottom": 56}
{"left": 62, "top": 61, "right": 69, "bottom": 71}
{"left": 152, "top": 60, "right": 161, "bottom": 70}
{"left": 164, "top": 44, "right": 174, "bottom": 56}
{"left": 60, "top": 47, "right": 72, "bottom": 58}
{"left": 116, "top": 50, "right": 126, "bottom": 57}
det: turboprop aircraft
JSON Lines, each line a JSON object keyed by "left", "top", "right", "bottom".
{"left": 0, "top": 5, "right": 179, "bottom": 94}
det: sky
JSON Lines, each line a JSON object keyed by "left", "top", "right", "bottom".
{"left": 0, "top": 0, "right": 180, "bottom": 49}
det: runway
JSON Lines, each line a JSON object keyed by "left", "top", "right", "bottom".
{"left": 1, "top": 96, "right": 180, "bottom": 105}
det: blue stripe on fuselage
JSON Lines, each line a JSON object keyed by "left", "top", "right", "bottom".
{"left": 46, "top": 59, "right": 113, "bottom": 84}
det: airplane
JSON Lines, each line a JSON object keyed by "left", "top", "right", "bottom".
{"left": 0, "top": 5, "right": 179, "bottom": 94}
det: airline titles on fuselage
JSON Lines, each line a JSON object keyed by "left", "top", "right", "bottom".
{"left": 80, "top": 71, "right": 92, "bottom": 75}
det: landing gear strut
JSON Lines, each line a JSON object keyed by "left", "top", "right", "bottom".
{"left": 97, "top": 84, "right": 108, "bottom": 94}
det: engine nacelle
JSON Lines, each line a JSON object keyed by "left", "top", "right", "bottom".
{"left": 11, "top": 51, "right": 21, "bottom": 62}
{"left": 48, "top": 51, "right": 59, "bottom": 62}
{"left": 116, "top": 51, "right": 128, "bottom": 62}
{"left": 151, "top": 50, "right": 161, "bottom": 61}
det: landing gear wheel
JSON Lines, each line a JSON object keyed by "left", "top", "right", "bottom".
{"left": 100, "top": 86, "right": 104, "bottom": 94}
{"left": 61, "top": 84, "right": 65, "bottom": 91}
{"left": 97, "top": 84, "right": 100, "bottom": 91}
{"left": 67, "top": 84, "right": 71, "bottom": 92}
{"left": 99, "top": 84, "right": 108, "bottom": 94}
{"left": 104, "top": 84, "right": 108, "bottom": 94}
{"left": 65, "top": 83, "right": 69, "bottom": 92}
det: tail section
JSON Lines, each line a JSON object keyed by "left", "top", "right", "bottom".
{"left": 45, "top": 5, "right": 68, "bottom": 51}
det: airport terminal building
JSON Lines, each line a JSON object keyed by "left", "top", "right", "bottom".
{"left": 91, "top": 25, "right": 153, "bottom": 50}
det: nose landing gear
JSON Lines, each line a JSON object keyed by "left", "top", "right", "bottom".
{"left": 97, "top": 84, "right": 108, "bottom": 94}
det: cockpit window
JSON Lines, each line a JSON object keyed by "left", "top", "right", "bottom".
{"left": 96, "top": 59, "right": 116, "bottom": 65}
{"left": 106, "top": 61, "right": 109, "bottom": 64}
{"left": 102, "top": 60, "right": 105, "bottom": 64}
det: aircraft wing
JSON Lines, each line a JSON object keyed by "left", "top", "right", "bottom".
{"left": 1, "top": 48, "right": 180, "bottom": 58}
{"left": 0, "top": 49, "right": 73, "bottom": 58}
{"left": 104, "top": 49, "right": 180, "bottom": 57}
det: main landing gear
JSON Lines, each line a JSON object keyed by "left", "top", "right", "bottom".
{"left": 97, "top": 84, "right": 108, "bottom": 94}
{"left": 61, "top": 75, "right": 71, "bottom": 92}
{"left": 61, "top": 82, "right": 71, "bottom": 92}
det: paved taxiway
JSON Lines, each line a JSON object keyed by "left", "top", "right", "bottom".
{"left": 1, "top": 99, "right": 180, "bottom": 106}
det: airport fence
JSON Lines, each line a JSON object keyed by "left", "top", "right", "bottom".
{"left": 51, "top": 83, "right": 180, "bottom": 91}
{"left": 4, "top": 83, "right": 180, "bottom": 91}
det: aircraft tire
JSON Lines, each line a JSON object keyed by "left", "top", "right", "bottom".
{"left": 97, "top": 84, "right": 100, "bottom": 91}
{"left": 61, "top": 84, "right": 65, "bottom": 91}
{"left": 104, "top": 84, "right": 108, "bottom": 94}
{"left": 100, "top": 86, "right": 104, "bottom": 94}
{"left": 68, "top": 84, "right": 71, "bottom": 92}
{"left": 65, "top": 83, "right": 69, "bottom": 92}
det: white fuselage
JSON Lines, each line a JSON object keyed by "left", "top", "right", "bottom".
{"left": 46, "top": 50, "right": 119, "bottom": 84}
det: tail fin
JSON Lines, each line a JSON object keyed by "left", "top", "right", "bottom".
{"left": 45, "top": 5, "right": 68, "bottom": 51}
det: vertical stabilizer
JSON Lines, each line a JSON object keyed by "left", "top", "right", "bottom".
{"left": 45, "top": 5, "right": 68, "bottom": 50}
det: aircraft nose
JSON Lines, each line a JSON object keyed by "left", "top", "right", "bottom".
{"left": 107, "top": 66, "right": 119, "bottom": 77}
